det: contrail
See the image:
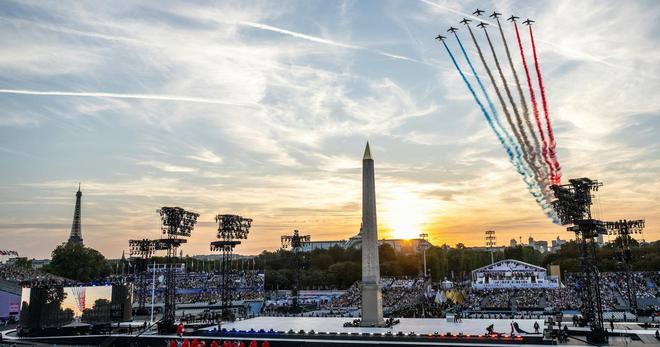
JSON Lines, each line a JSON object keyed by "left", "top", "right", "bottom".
{"left": 529, "top": 25, "right": 562, "bottom": 183}
{"left": 464, "top": 25, "right": 519, "bottom": 158}
{"left": 452, "top": 34, "right": 514, "bottom": 162}
{"left": 513, "top": 21, "right": 555, "bottom": 183}
{"left": 441, "top": 37, "right": 556, "bottom": 220}
{"left": 481, "top": 25, "right": 546, "bottom": 195}
{"left": 0, "top": 89, "right": 260, "bottom": 107}
{"left": 239, "top": 21, "right": 422, "bottom": 63}
{"left": 465, "top": 24, "right": 533, "bottom": 180}
{"left": 494, "top": 17, "right": 549, "bottom": 190}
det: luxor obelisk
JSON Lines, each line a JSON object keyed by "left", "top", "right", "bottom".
{"left": 360, "top": 141, "right": 385, "bottom": 327}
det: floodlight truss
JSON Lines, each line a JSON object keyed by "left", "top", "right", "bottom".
{"left": 484, "top": 230, "right": 496, "bottom": 248}
{"left": 128, "top": 239, "right": 155, "bottom": 311}
{"left": 418, "top": 233, "right": 430, "bottom": 252}
{"left": 158, "top": 207, "right": 200, "bottom": 237}
{"left": 216, "top": 214, "right": 252, "bottom": 241}
{"left": 281, "top": 229, "right": 311, "bottom": 252}
{"left": 551, "top": 177, "right": 607, "bottom": 344}
{"left": 281, "top": 229, "right": 311, "bottom": 309}
{"left": 551, "top": 178, "right": 602, "bottom": 225}
{"left": 129, "top": 239, "right": 157, "bottom": 258}
{"left": 211, "top": 214, "right": 253, "bottom": 323}
{"left": 156, "top": 206, "right": 198, "bottom": 333}
{"left": 604, "top": 219, "right": 645, "bottom": 312}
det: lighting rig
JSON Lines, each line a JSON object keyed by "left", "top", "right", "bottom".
{"left": 550, "top": 178, "right": 607, "bottom": 344}
{"left": 484, "top": 230, "right": 496, "bottom": 264}
{"left": 128, "top": 239, "right": 157, "bottom": 314}
{"left": 156, "top": 207, "right": 199, "bottom": 333}
{"left": 604, "top": 219, "right": 645, "bottom": 313}
{"left": 210, "top": 214, "right": 252, "bottom": 322}
{"left": 281, "top": 229, "right": 311, "bottom": 310}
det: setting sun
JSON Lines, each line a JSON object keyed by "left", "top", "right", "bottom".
{"left": 381, "top": 189, "right": 437, "bottom": 240}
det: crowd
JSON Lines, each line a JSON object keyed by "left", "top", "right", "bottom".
{"left": 326, "top": 277, "right": 428, "bottom": 313}
{"left": 122, "top": 270, "right": 266, "bottom": 304}
{"left": 0, "top": 264, "right": 75, "bottom": 287}
{"left": 602, "top": 272, "right": 658, "bottom": 300}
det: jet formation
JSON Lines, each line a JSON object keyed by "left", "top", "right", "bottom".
{"left": 437, "top": 9, "right": 534, "bottom": 38}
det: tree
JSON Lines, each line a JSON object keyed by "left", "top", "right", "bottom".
{"left": 44, "top": 243, "right": 111, "bottom": 282}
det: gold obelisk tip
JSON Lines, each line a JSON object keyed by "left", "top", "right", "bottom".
{"left": 363, "top": 141, "right": 372, "bottom": 160}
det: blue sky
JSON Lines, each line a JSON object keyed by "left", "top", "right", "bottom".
{"left": 0, "top": 0, "right": 658, "bottom": 259}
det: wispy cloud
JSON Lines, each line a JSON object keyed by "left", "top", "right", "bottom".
{"left": 0, "top": 89, "right": 261, "bottom": 107}
{"left": 138, "top": 161, "right": 198, "bottom": 173}
{"left": 239, "top": 20, "right": 423, "bottom": 63}
{"left": 187, "top": 148, "right": 223, "bottom": 164}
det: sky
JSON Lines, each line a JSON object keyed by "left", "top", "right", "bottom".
{"left": 0, "top": 0, "right": 658, "bottom": 259}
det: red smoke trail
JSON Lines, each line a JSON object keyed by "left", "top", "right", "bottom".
{"left": 514, "top": 22, "right": 554, "bottom": 182}
{"left": 529, "top": 25, "right": 561, "bottom": 184}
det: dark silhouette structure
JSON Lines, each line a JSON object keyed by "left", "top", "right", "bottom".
{"left": 67, "top": 184, "right": 83, "bottom": 246}
{"left": 604, "top": 219, "right": 645, "bottom": 313}
{"left": 128, "top": 239, "right": 157, "bottom": 314}
{"left": 156, "top": 207, "right": 199, "bottom": 333}
{"left": 551, "top": 178, "right": 606, "bottom": 344}
{"left": 281, "top": 229, "right": 311, "bottom": 309}
{"left": 210, "top": 214, "right": 252, "bottom": 323}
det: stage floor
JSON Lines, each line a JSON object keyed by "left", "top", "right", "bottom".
{"left": 217, "top": 317, "right": 544, "bottom": 336}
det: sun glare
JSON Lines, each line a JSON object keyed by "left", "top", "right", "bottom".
{"left": 381, "top": 189, "right": 436, "bottom": 240}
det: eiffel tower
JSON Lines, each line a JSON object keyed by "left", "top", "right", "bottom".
{"left": 67, "top": 184, "right": 84, "bottom": 246}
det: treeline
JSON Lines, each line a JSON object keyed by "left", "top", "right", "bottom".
{"left": 255, "top": 240, "right": 660, "bottom": 290}
{"left": 255, "top": 243, "right": 545, "bottom": 290}
{"left": 543, "top": 238, "right": 660, "bottom": 273}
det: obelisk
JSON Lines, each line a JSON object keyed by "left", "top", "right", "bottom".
{"left": 360, "top": 141, "right": 385, "bottom": 326}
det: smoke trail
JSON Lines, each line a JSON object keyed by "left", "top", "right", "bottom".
{"left": 513, "top": 22, "right": 555, "bottom": 183}
{"left": 529, "top": 25, "right": 562, "bottom": 183}
{"left": 452, "top": 34, "right": 513, "bottom": 159}
{"left": 495, "top": 18, "right": 549, "bottom": 187}
{"left": 464, "top": 25, "right": 520, "bottom": 162}
{"left": 481, "top": 25, "right": 545, "bottom": 191}
{"left": 442, "top": 37, "right": 556, "bottom": 220}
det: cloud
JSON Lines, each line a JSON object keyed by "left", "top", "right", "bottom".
{"left": 187, "top": 148, "right": 223, "bottom": 164}
{"left": 0, "top": 89, "right": 261, "bottom": 108}
{"left": 238, "top": 20, "right": 423, "bottom": 63}
{"left": 138, "top": 161, "right": 198, "bottom": 173}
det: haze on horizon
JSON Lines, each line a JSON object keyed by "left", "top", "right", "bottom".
{"left": 0, "top": 0, "right": 658, "bottom": 259}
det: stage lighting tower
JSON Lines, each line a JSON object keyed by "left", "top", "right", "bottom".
{"left": 485, "top": 230, "right": 496, "bottom": 264}
{"left": 128, "top": 239, "right": 157, "bottom": 314}
{"left": 551, "top": 178, "right": 607, "bottom": 344}
{"left": 156, "top": 207, "right": 199, "bottom": 333}
{"left": 604, "top": 219, "right": 645, "bottom": 314}
{"left": 281, "top": 229, "right": 311, "bottom": 309}
{"left": 418, "top": 233, "right": 430, "bottom": 277}
{"left": 211, "top": 214, "right": 252, "bottom": 322}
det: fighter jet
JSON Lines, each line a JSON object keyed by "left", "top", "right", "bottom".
{"left": 459, "top": 18, "right": 471, "bottom": 25}
{"left": 473, "top": 9, "right": 485, "bottom": 16}
{"left": 476, "top": 22, "right": 489, "bottom": 29}
{"left": 435, "top": 34, "right": 446, "bottom": 41}
{"left": 489, "top": 12, "right": 502, "bottom": 19}
{"left": 507, "top": 15, "right": 519, "bottom": 22}
{"left": 523, "top": 19, "right": 535, "bottom": 26}
{"left": 447, "top": 26, "right": 458, "bottom": 33}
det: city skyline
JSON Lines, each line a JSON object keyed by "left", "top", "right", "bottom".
{"left": 1, "top": 0, "right": 658, "bottom": 259}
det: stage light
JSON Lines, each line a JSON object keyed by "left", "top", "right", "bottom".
{"left": 210, "top": 214, "right": 252, "bottom": 326}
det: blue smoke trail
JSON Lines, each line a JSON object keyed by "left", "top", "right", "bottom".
{"left": 442, "top": 39, "right": 557, "bottom": 220}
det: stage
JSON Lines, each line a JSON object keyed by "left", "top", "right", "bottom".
{"left": 213, "top": 317, "right": 544, "bottom": 336}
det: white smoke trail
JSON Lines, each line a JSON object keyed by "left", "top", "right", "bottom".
{"left": 0, "top": 89, "right": 260, "bottom": 107}
{"left": 238, "top": 21, "right": 423, "bottom": 63}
